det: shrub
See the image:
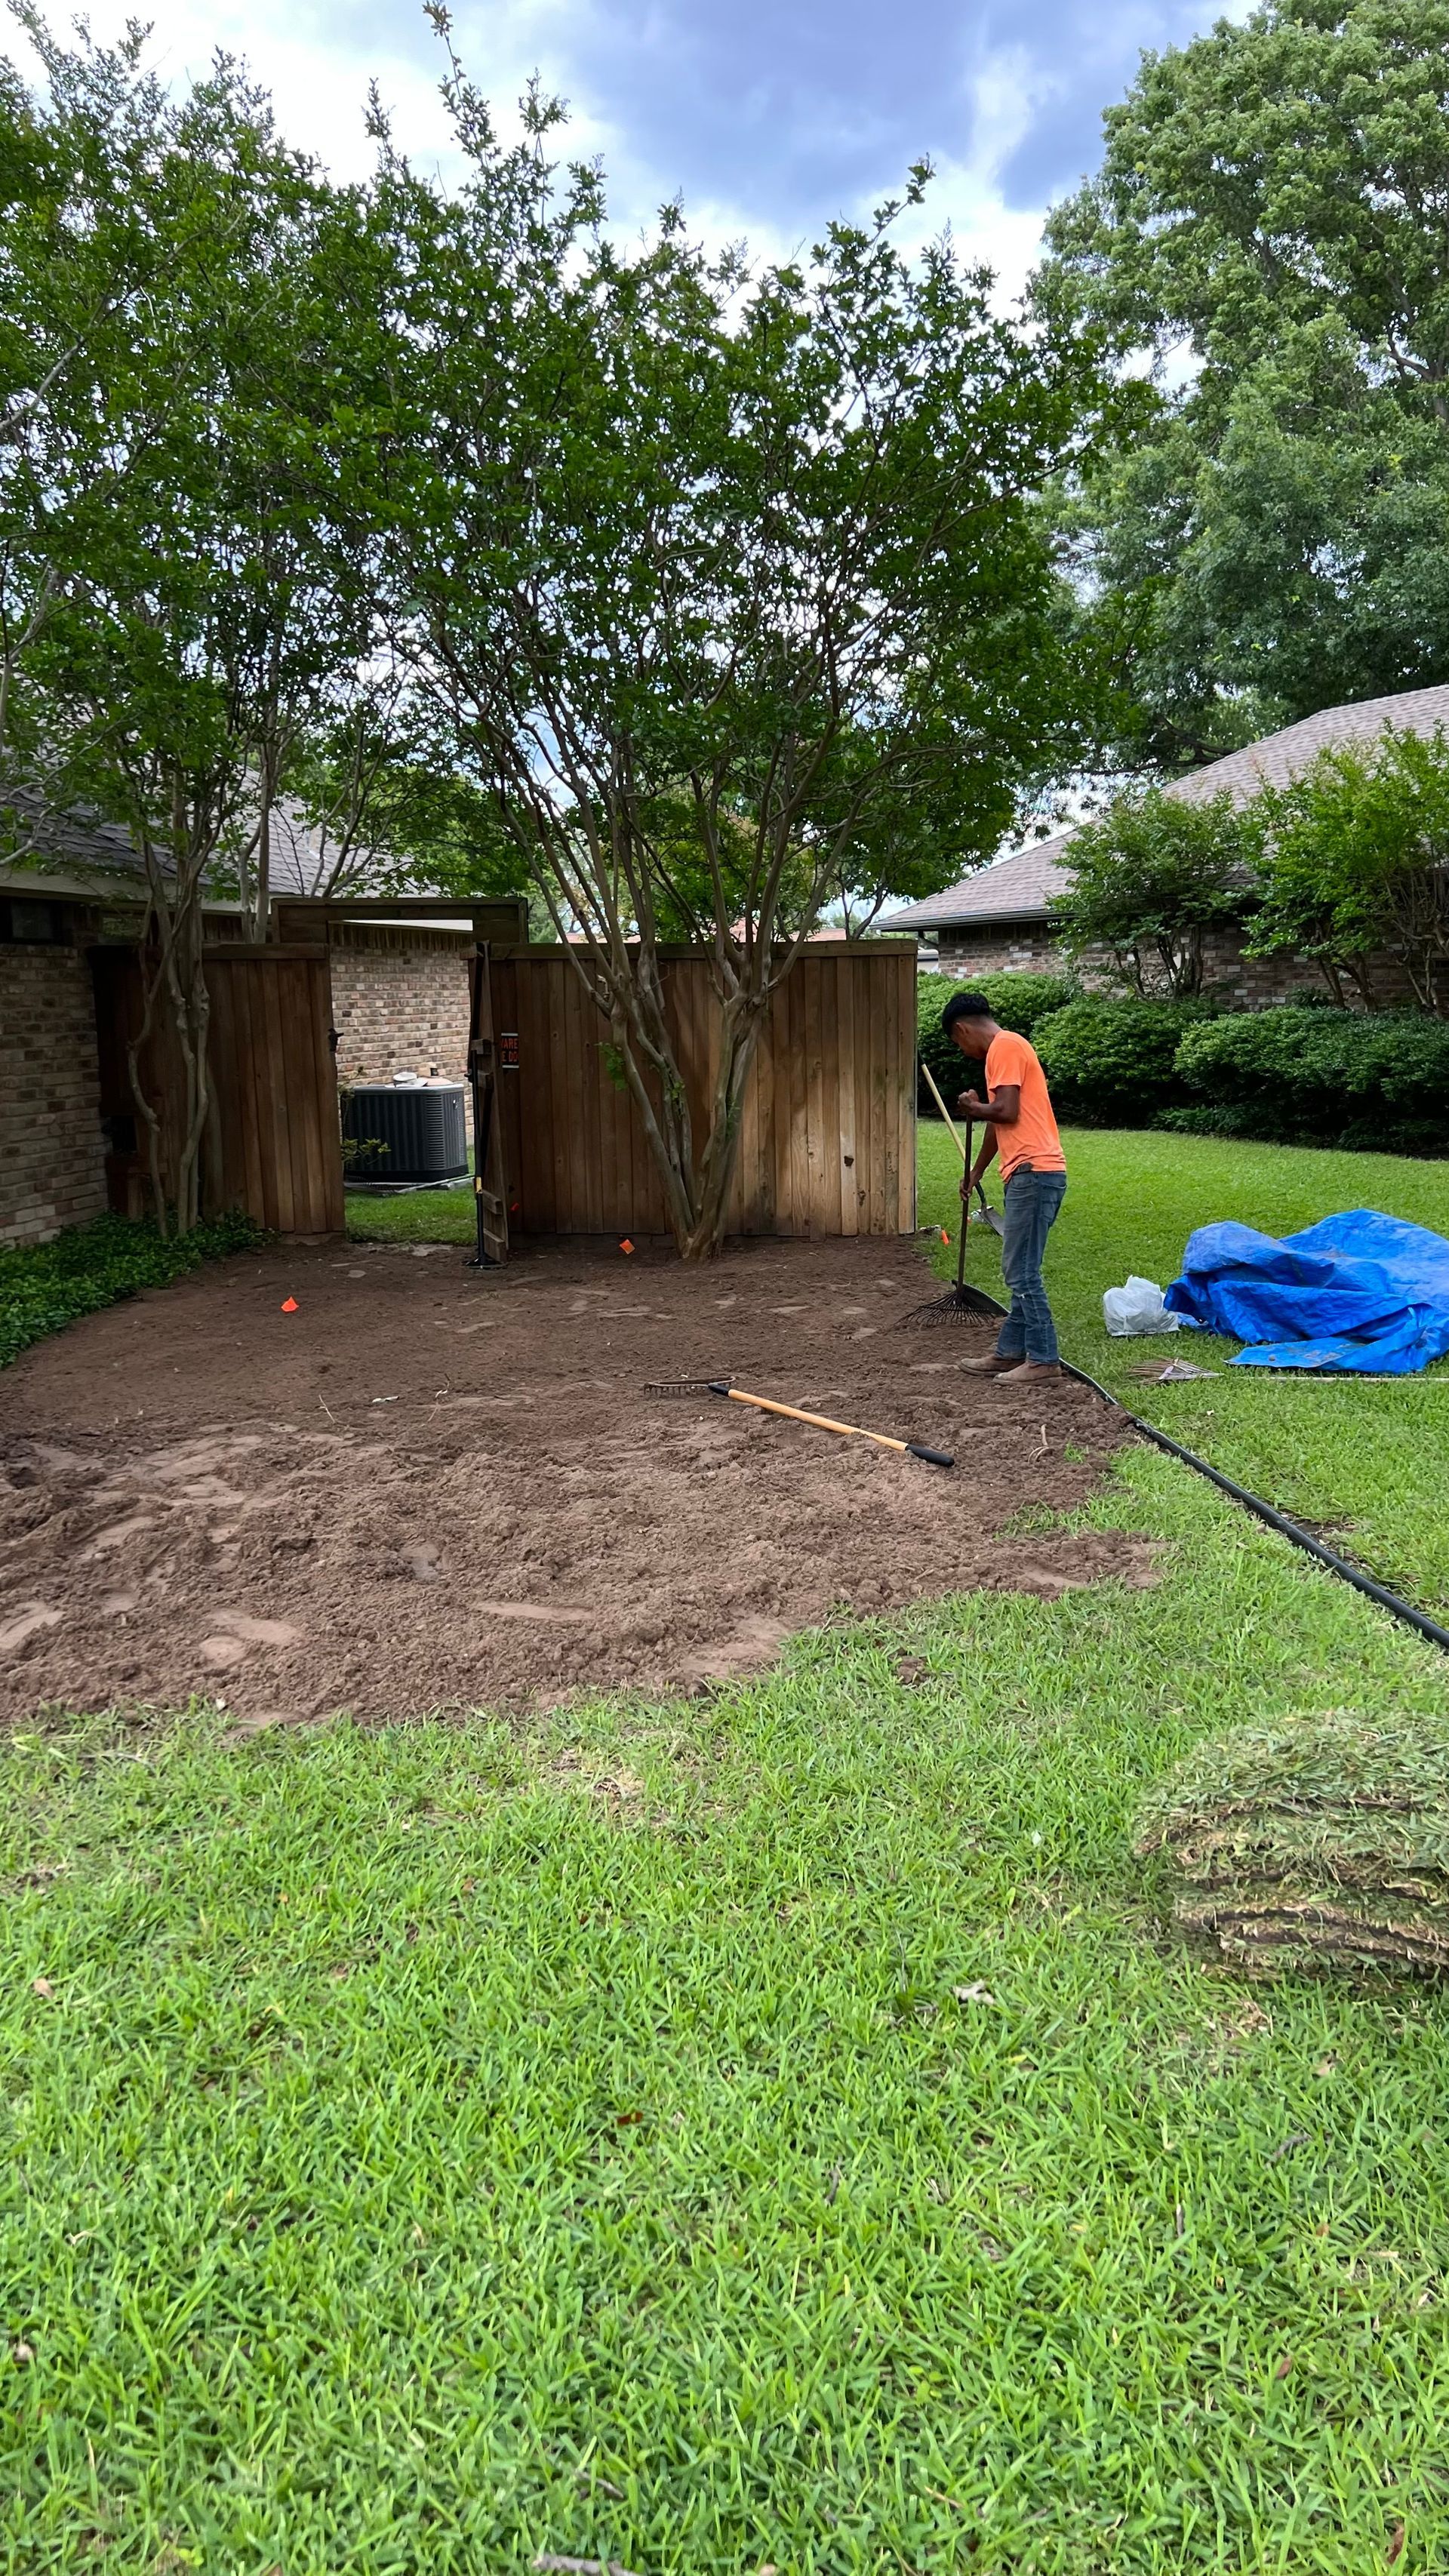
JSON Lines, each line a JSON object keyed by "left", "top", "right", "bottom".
{"left": 1246, "top": 727, "right": 1449, "bottom": 1012}
{"left": 1050, "top": 786, "right": 1256, "bottom": 999}
{"left": 1170, "top": 1007, "right": 1449, "bottom": 1154}
{"left": 915, "top": 969, "right": 1076, "bottom": 1113}
{"left": 1031, "top": 996, "right": 1201, "bottom": 1125}
{"left": 0, "top": 1208, "right": 265, "bottom": 1369}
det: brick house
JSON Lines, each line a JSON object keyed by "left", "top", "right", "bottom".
{"left": 1, "top": 808, "right": 481, "bottom": 1248}
{"left": 885, "top": 682, "right": 1449, "bottom": 1002}
{"left": 0, "top": 885, "right": 113, "bottom": 1248}
{"left": 245, "top": 804, "right": 478, "bottom": 1088}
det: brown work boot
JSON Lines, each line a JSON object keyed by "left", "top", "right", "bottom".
{"left": 959, "top": 1353, "right": 1022, "bottom": 1375}
{"left": 995, "top": 1359, "right": 1063, "bottom": 1383}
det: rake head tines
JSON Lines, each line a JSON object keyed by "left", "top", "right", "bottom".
{"left": 898, "top": 1288, "right": 998, "bottom": 1330}
{"left": 646, "top": 1377, "right": 733, "bottom": 1396}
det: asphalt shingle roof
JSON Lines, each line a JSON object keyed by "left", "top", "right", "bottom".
{"left": 0, "top": 789, "right": 429, "bottom": 902}
{"left": 886, "top": 682, "right": 1449, "bottom": 930}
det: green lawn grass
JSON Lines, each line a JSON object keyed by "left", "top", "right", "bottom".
{"left": 7, "top": 1458, "right": 1449, "bottom": 2574}
{"left": 6, "top": 1129, "right": 1448, "bottom": 2569}
{"left": 345, "top": 1183, "right": 476, "bottom": 1245}
{"left": 919, "top": 1121, "right": 1449, "bottom": 1618}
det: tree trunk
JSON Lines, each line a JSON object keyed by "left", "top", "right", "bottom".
{"left": 132, "top": 823, "right": 213, "bottom": 1235}
{"left": 174, "top": 905, "right": 211, "bottom": 1232}
{"left": 593, "top": 957, "right": 771, "bottom": 1261}
{"left": 607, "top": 974, "right": 699, "bottom": 1249}
{"left": 1318, "top": 959, "right": 1347, "bottom": 1008}
{"left": 125, "top": 956, "right": 169, "bottom": 1236}
{"left": 162, "top": 876, "right": 212, "bottom": 1233}
{"left": 255, "top": 746, "right": 272, "bottom": 944}
{"left": 675, "top": 990, "right": 770, "bottom": 1260}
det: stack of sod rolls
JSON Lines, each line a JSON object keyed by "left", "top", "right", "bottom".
{"left": 1135, "top": 1713, "right": 1449, "bottom": 1978}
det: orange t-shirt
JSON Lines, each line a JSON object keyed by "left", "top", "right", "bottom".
{"left": 984, "top": 1030, "right": 1066, "bottom": 1183}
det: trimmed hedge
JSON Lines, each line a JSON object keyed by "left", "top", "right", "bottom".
{"left": 0, "top": 1208, "right": 265, "bottom": 1369}
{"left": 1032, "top": 996, "right": 1203, "bottom": 1126}
{"left": 1169, "top": 1008, "right": 1449, "bottom": 1156}
{"left": 913, "top": 973, "right": 1449, "bottom": 1152}
{"left": 915, "top": 969, "right": 1076, "bottom": 1115}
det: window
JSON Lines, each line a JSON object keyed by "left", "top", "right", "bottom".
{"left": 1, "top": 897, "right": 69, "bottom": 945}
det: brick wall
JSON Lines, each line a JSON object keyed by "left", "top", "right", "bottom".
{"left": 328, "top": 925, "right": 472, "bottom": 1086}
{"left": 933, "top": 919, "right": 1413, "bottom": 1006}
{"left": 935, "top": 924, "right": 1066, "bottom": 977}
{"left": 0, "top": 940, "right": 108, "bottom": 1248}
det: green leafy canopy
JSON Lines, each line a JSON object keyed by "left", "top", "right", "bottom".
{"left": 1049, "top": 789, "right": 1256, "bottom": 998}
{"left": 358, "top": 29, "right": 1114, "bottom": 1248}
{"left": 1036, "top": 0, "right": 1449, "bottom": 768}
{"left": 1247, "top": 723, "right": 1449, "bottom": 1011}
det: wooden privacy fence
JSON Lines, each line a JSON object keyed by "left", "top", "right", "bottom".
{"left": 92, "top": 943, "right": 343, "bottom": 1234}
{"left": 485, "top": 942, "right": 917, "bottom": 1238}
{"left": 90, "top": 930, "right": 912, "bottom": 1243}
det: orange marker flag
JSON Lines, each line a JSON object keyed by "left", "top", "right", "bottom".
{"left": 619, "top": 1238, "right": 635, "bottom": 1254}
{"left": 281, "top": 1297, "right": 298, "bottom": 1313}
{"left": 940, "top": 1227, "right": 950, "bottom": 1245}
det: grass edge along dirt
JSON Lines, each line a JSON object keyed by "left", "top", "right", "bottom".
{"left": 5, "top": 1436, "right": 1449, "bottom": 2572}
{"left": 353, "top": 1117, "right": 1449, "bottom": 1608}
{"left": 918, "top": 1119, "right": 1449, "bottom": 1623}
{"left": 0, "top": 1208, "right": 265, "bottom": 1368}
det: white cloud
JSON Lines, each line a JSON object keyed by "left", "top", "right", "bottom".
{"left": 5, "top": 0, "right": 1057, "bottom": 297}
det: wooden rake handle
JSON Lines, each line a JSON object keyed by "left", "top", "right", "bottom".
{"left": 707, "top": 1382, "right": 953, "bottom": 1470}
{"left": 921, "top": 1054, "right": 999, "bottom": 1233}
{"left": 920, "top": 1057, "right": 968, "bottom": 1162}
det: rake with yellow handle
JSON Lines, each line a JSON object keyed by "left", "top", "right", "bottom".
{"left": 648, "top": 1379, "right": 954, "bottom": 1467}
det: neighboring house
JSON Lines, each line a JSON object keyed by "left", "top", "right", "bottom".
{"left": 886, "top": 682, "right": 1449, "bottom": 1003}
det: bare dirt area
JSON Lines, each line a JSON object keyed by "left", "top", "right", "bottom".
{"left": 0, "top": 1231, "right": 1152, "bottom": 1724}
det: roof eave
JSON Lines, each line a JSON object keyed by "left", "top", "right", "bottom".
{"left": 890, "top": 906, "right": 1054, "bottom": 931}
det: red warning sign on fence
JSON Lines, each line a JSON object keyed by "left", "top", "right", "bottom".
{"left": 500, "top": 1031, "right": 519, "bottom": 1069}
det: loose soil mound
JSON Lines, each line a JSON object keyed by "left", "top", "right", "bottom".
{"left": 1, "top": 1232, "right": 1149, "bottom": 1723}
{"left": 1137, "top": 1712, "right": 1449, "bottom": 1977}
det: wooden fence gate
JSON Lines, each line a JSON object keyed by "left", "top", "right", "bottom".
{"left": 93, "top": 942, "right": 344, "bottom": 1233}
{"left": 476, "top": 941, "right": 916, "bottom": 1241}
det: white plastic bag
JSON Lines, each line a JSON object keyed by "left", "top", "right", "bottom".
{"left": 1103, "top": 1276, "right": 1183, "bottom": 1337}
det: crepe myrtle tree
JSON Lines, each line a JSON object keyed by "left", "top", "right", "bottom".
{"left": 0, "top": 6, "right": 191, "bottom": 856}
{"left": 371, "top": 30, "right": 1111, "bottom": 1257}
{"left": 9, "top": 14, "right": 388, "bottom": 1229}
{"left": 274, "top": 683, "right": 528, "bottom": 905}
{"left": 1050, "top": 787, "right": 1256, "bottom": 998}
{"left": 1245, "top": 725, "right": 1449, "bottom": 1012}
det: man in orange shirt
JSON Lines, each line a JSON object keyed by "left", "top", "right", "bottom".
{"left": 941, "top": 991, "right": 1067, "bottom": 1384}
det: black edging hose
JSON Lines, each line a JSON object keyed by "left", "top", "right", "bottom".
{"left": 970, "top": 1288, "right": 1449, "bottom": 1657}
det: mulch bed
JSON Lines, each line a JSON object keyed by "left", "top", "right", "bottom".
{"left": 0, "top": 1230, "right": 1152, "bottom": 1724}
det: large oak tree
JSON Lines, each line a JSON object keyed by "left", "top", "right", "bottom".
{"left": 1037, "top": 0, "right": 1449, "bottom": 771}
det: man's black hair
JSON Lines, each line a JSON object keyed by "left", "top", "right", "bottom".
{"left": 940, "top": 990, "right": 995, "bottom": 1033}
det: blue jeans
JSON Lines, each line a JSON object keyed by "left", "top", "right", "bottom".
{"left": 996, "top": 1166, "right": 1067, "bottom": 1364}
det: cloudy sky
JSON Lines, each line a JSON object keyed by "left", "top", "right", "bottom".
{"left": 11, "top": 0, "right": 1225, "bottom": 294}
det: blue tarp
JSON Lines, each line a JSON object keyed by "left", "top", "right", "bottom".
{"left": 1164, "top": 1208, "right": 1449, "bottom": 1374}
